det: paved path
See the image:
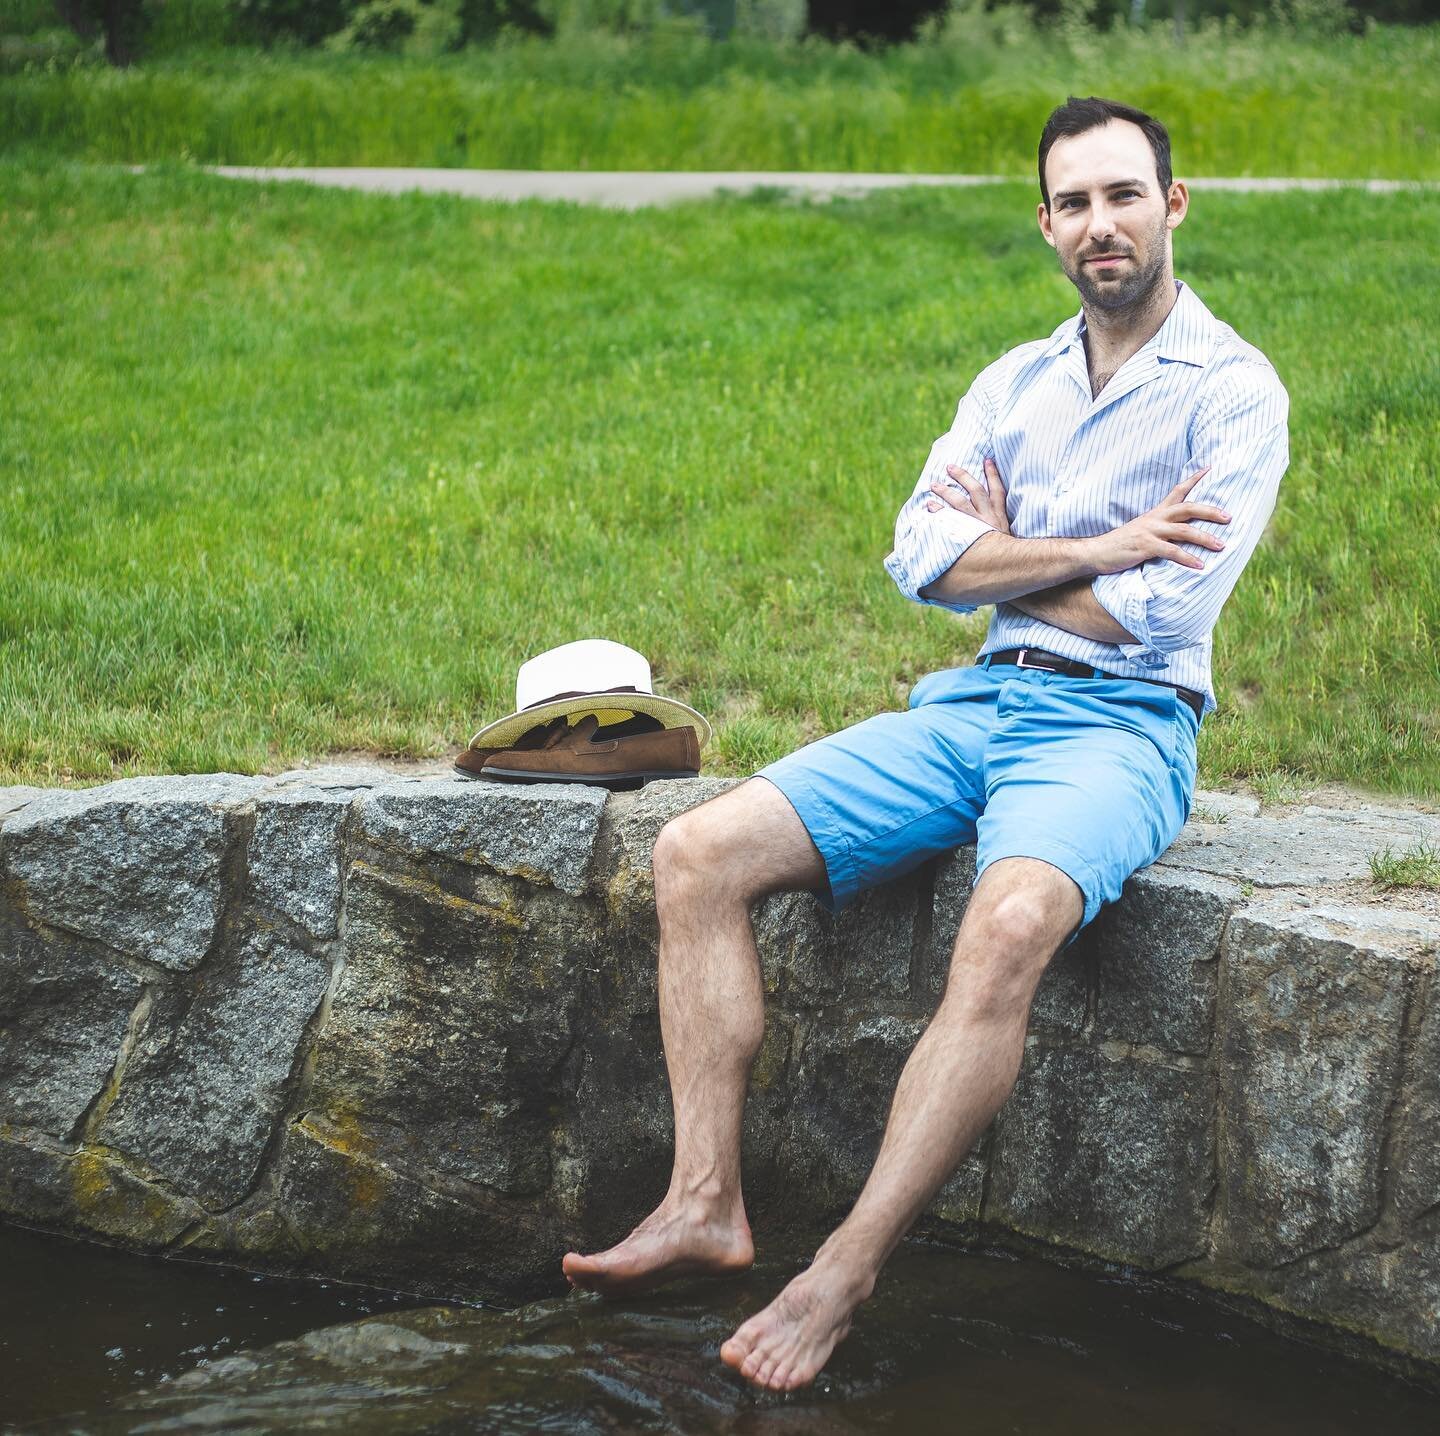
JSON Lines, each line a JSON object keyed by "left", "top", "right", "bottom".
{"left": 204, "top": 166, "right": 1432, "bottom": 209}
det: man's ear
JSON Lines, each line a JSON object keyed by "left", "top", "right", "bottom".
{"left": 1037, "top": 201, "right": 1056, "bottom": 248}
{"left": 1165, "top": 180, "right": 1190, "bottom": 231}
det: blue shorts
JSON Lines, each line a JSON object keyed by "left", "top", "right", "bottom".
{"left": 758, "top": 661, "right": 1199, "bottom": 940}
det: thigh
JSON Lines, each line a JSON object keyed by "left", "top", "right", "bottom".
{"left": 974, "top": 676, "right": 1198, "bottom": 936}
{"left": 657, "top": 771, "right": 831, "bottom": 899}
{"left": 758, "top": 671, "right": 1000, "bottom": 912}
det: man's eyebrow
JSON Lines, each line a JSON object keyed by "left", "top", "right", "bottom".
{"left": 1051, "top": 179, "right": 1150, "bottom": 202}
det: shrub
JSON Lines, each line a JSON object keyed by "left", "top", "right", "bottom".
{"left": 234, "top": 0, "right": 359, "bottom": 46}
{"left": 323, "top": 0, "right": 464, "bottom": 54}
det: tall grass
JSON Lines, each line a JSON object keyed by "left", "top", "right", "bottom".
{"left": 2, "top": 161, "right": 1437, "bottom": 793}
{"left": 2, "top": 23, "right": 1436, "bottom": 176}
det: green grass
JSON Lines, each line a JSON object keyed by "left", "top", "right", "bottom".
{"left": 1249, "top": 768, "right": 1307, "bottom": 807}
{"left": 1368, "top": 842, "right": 1440, "bottom": 890}
{"left": 1, "top": 160, "right": 1437, "bottom": 794}
{"left": 1, "top": 24, "right": 1437, "bottom": 178}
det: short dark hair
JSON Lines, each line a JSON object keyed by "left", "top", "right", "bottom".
{"left": 1037, "top": 96, "right": 1173, "bottom": 210}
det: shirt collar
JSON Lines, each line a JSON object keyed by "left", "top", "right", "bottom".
{"left": 1041, "top": 280, "right": 1215, "bottom": 367}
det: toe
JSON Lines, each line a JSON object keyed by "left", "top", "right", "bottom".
{"left": 719, "top": 1337, "right": 748, "bottom": 1371}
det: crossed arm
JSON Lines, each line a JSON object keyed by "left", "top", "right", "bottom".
{"left": 916, "top": 458, "right": 1228, "bottom": 646}
{"left": 887, "top": 364, "right": 1289, "bottom": 662}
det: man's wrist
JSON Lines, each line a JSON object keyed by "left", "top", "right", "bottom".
{"left": 917, "top": 531, "right": 1106, "bottom": 607}
{"left": 1060, "top": 535, "right": 1103, "bottom": 580}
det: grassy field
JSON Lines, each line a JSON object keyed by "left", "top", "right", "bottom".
{"left": 1, "top": 160, "right": 1437, "bottom": 796}
{"left": 2, "top": 23, "right": 1437, "bottom": 178}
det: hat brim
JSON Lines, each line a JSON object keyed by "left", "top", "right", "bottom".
{"left": 468, "top": 693, "right": 712, "bottom": 752}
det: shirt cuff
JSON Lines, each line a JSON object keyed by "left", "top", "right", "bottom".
{"left": 1092, "top": 568, "right": 1170, "bottom": 668}
{"left": 885, "top": 505, "right": 995, "bottom": 613}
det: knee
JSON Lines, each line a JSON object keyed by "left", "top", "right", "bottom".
{"left": 972, "top": 889, "right": 1064, "bottom": 960}
{"left": 945, "top": 893, "right": 1063, "bottom": 1018}
{"left": 652, "top": 806, "right": 736, "bottom": 902}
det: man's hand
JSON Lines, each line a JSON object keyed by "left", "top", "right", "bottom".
{"left": 926, "top": 458, "right": 1010, "bottom": 534}
{"left": 1086, "top": 469, "right": 1230, "bottom": 574}
{"left": 927, "top": 461, "right": 1229, "bottom": 576}
{"left": 916, "top": 460, "right": 1235, "bottom": 609}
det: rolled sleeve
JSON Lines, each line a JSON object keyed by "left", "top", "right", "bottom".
{"left": 884, "top": 375, "right": 998, "bottom": 614}
{"left": 1089, "top": 362, "right": 1290, "bottom": 663}
{"left": 1092, "top": 566, "right": 1168, "bottom": 667}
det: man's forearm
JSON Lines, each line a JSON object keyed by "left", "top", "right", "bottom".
{"left": 1007, "top": 578, "right": 1137, "bottom": 646}
{"left": 918, "top": 531, "right": 1100, "bottom": 607}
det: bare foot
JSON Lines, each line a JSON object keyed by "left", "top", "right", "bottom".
{"left": 719, "top": 1257, "right": 874, "bottom": 1392}
{"left": 562, "top": 1201, "right": 754, "bottom": 1296}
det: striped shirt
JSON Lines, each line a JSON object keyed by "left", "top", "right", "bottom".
{"left": 884, "top": 281, "right": 1289, "bottom": 718}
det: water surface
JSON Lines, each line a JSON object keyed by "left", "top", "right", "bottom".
{"left": 5, "top": 1223, "right": 1439, "bottom": 1434}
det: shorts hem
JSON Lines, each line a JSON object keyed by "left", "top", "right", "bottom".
{"left": 754, "top": 769, "right": 856, "bottom": 914}
{"left": 974, "top": 837, "right": 1108, "bottom": 935}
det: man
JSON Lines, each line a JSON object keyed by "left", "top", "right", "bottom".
{"left": 562, "top": 97, "right": 1289, "bottom": 1392}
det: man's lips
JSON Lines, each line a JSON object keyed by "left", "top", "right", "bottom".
{"left": 1084, "top": 253, "right": 1131, "bottom": 266}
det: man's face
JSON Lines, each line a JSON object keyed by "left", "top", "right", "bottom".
{"left": 1037, "top": 120, "right": 1186, "bottom": 312}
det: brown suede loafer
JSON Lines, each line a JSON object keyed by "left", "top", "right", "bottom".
{"left": 479, "top": 713, "right": 699, "bottom": 790}
{"left": 453, "top": 716, "right": 568, "bottom": 779}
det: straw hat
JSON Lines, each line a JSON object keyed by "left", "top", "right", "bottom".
{"left": 467, "top": 639, "right": 711, "bottom": 751}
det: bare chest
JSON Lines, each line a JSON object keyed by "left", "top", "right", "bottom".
{"left": 1088, "top": 363, "right": 1119, "bottom": 399}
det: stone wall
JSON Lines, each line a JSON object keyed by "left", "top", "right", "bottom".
{"left": 2, "top": 769, "right": 1439, "bottom": 1379}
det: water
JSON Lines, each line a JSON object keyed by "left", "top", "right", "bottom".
{"left": 4, "top": 1222, "right": 1440, "bottom": 1433}
{"left": 0, "top": 1223, "right": 421, "bottom": 1426}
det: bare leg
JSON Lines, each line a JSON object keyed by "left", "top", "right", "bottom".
{"left": 720, "top": 856, "right": 1083, "bottom": 1391}
{"left": 562, "top": 777, "right": 826, "bottom": 1294}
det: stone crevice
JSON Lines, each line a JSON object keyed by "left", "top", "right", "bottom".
{"left": 200, "top": 949, "right": 344, "bottom": 1220}
{"left": 907, "top": 858, "right": 936, "bottom": 1005}
{"left": 71, "top": 985, "right": 156, "bottom": 1146}
{"left": 1373, "top": 957, "right": 1427, "bottom": 1233}
{"left": 1265, "top": 1217, "right": 1403, "bottom": 1272}
{"left": 16, "top": 918, "right": 190, "bottom": 985}
{"left": 203, "top": 802, "right": 260, "bottom": 971}
{"left": 159, "top": 1219, "right": 209, "bottom": 1254}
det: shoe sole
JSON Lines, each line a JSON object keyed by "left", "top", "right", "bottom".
{"left": 455, "top": 765, "right": 698, "bottom": 789}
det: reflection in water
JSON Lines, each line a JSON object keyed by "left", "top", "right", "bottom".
{"left": 6, "top": 1226, "right": 1440, "bottom": 1434}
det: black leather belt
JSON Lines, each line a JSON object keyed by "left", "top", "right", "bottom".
{"left": 981, "top": 647, "right": 1204, "bottom": 723}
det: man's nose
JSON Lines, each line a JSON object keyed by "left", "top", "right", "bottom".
{"left": 1088, "top": 202, "right": 1117, "bottom": 242}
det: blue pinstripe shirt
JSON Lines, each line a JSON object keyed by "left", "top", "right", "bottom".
{"left": 884, "top": 281, "right": 1289, "bottom": 718}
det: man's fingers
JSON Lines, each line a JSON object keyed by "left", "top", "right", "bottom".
{"left": 983, "top": 457, "right": 1007, "bottom": 494}
{"left": 1168, "top": 502, "right": 1231, "bottom": 524}
{"left": 1162, "top": 543, "right": 1206, "bottom": 570}
{"left": 930, "top": 478, "right": 972, "bottom": 509}
{"left": 945, "top": 464, "right": 987, "bottom": 498}
{"left": 1161, "top": 523, "right": 1225, "bottom": 550}
{"left": 1164, "top": 465, "right": 1211, "bottom": 502}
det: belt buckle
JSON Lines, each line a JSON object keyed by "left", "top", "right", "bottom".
{"left": 1014, "top": 647, "right": 1049, "bottom": 672}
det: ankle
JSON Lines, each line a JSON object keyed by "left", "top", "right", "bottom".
{"left": 809, "top": 1238, "right": 880, "bottom": 1303}
{"left": 664, "top": 1174, "right": 746, "bottom": 1226}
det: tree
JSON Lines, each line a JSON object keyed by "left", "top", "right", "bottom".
{"left": 53, "top": 0, "right": 146, "bottom": 65}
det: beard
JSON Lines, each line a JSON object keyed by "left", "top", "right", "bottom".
{"left": 1061, "top": 211, "right": 1170, "bottom": 312}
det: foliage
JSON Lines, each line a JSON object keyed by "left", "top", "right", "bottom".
{"left": 144, "top": 0, "right": 238, "bottom": 50}
{"left": 2, "top": 163, "right": 1436, "bottom": 793}
{"left": 323, "top": 0, "right": 464, "bottom": 55}
{"left": 735, "top": 0, "right": 807, "bottom": 41}
{"left": 1368, "top": 842, "right": 1440, "bottom": 889}
{"left": 3, "top": 23, "right": 1435, "bottom": 177}
{"left": 233, "top": 0, "right": 358, "bottom": 46}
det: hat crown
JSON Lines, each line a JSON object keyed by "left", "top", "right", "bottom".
{"left": 515, "top": 639, "right": 653, "bottom": 712}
